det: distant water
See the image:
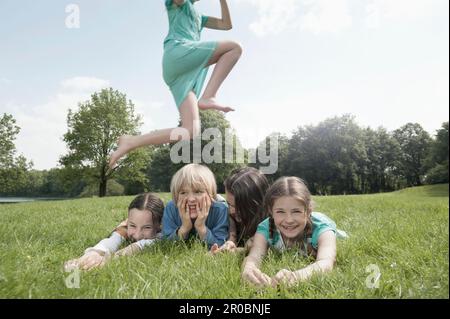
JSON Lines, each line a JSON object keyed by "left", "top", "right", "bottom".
{"left": 0, "top": 197, "right": 65, "bottom": 204}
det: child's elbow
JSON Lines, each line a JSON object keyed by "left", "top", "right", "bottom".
{"left": 222, "top": 22, "right": 232, "bottom": 30}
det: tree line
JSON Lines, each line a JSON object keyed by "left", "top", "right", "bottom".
{"left": 1, "top": 88, "right": 448, "bottom": 197}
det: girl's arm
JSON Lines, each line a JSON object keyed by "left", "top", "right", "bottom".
{"left": 85, "top": 231, "right": 125, "bottom": 255}
{"left": 210, "top": 216, "right": 237, "bottom": 254}
{"left": 64, "top": 231, "right": 126, "bottom": 271}
{"left": 228, "top": 216, "right": 238, "bottom": 244}
{"left": 241, "top": 233, "right": 272, "bottom": 286}
{"left": 204, "top": 0, "right": 232, "bottom": 30}
{"left": 115, "top": 236, "right": 161, "bottom": 257}
{"left": 272, "top": 231, "right": 337, "bottom": 286}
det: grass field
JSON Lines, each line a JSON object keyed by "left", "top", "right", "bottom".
{"left": 0, "top": 184, "right": 448, "bottom": 299}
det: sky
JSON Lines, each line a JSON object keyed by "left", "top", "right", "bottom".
{"left": 0, "top": 0, "right": 448, "bottom": 170}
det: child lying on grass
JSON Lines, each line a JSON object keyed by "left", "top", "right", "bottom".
{"left": 242, "top": 177, "right": 347, "bottom": 287}
{"left": 64, "top": 193, "right": 164, "bottom": 271}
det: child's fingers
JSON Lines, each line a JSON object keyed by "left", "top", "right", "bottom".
{"left": 64, "top": 259, "right": 79, "bottom": 271}
{"left": 272, "top": 269, "right": 294, "bottom": 286}
{"left": 206, "top": 195, "right": 211, "bottom": 210}
{"left": 177, "top": 197, "right": 185, "bottom": 216}
{"left": 228, "top": 241, "right": 237, "bottom": 251}
{"left": 254, "top": 270, "right": 272, "bottom": 286}
{"left": 243, "top": 271, "right": 260, "bottom": 285}
{"left": 248, "top": 271, "right": 269, "bottom": 287}
{"left": 182, "top": 198, "right": 187, "bottom": 214}
{"left": 210, "top": 243, "right": 219, "bottom": 254}
{"left": 195, "top": 201, "right": 200, "bottom": 217}
{"left": 203, "top": 196, "right": 207, "bottom": 214}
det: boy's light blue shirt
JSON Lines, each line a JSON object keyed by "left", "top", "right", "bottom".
{"left": 162, "top": 200, "right": 229, "bottom": 248}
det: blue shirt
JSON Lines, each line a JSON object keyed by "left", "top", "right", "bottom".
{"left": 162, "top": 200, "right": 229, "bottom": 248}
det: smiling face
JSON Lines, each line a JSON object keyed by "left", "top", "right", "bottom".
{"left": 178, "top": 185, "right": 208, "bottom": 219}
{"left": 127, "top": 209, "right": 158, "bottom": 242}
{"left": 272, "top": 196, "right": 309, "bottom": 241}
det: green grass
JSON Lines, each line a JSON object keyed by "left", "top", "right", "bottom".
{"left": 0, "top": 185, "right": 448, "bottom": 299}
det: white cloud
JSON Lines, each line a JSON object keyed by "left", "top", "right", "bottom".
{"left": 0, "top": 78, "right": 12, "bottom": 85}
{"left": 235, "top": 0, "right": 447, "bottom": 35}
{"left": 238, "top": 0, "right": 301, "bottom": 37}
{"left": 133, "top": 99, "right": 165, "bottom": 133}
{"left": 298, "top": 0, "right": 353, "bottom": 34}
{"left": 4, "top": 77, "right": 109, "bottom": 169}
{"left": 61, "top": 76, "right": 110, "bottom": 92}
{"left": 365, "top": 0, "right": 445, "bottom": 29}
{"left": 235, "top": 0, "right": 352, "bottom": 36}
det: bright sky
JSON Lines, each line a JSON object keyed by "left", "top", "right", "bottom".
{"left": 0, "top": 0, "right": 448, "bottom": 170}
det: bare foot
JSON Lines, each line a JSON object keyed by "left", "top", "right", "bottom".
{"left": 109, "top": 135, "right": 135, "bottom": 169}
{"left": 198, "top": 97, "right": 235, "bottom": 113}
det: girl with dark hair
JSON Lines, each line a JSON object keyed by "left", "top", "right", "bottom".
{"left": 64, "top": 193, "right": 164, "bottom": 271}
{"left": 211, "top": 167, "right": 270, "bottom": 254}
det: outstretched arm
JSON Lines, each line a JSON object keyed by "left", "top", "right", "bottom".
{"left": 241, "top": 233, "right": 272, "bottom": 286}
{"left": 205, "top": 0, "right": 232, "bottom": 30}
{"left": 272, "top": 231, "right": 337, "bottom": 287}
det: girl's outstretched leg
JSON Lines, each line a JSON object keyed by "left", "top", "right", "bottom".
{"left": 109, "top": 92, "right": 201, "bottom": 168}
{"left": 198, "top": 41, "right": 242, "bottom": 113}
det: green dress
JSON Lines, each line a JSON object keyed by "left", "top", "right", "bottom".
{"left": 163, "top": 0, "right": 218, "bottom": 108}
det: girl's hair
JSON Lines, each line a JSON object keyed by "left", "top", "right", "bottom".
{"left": 224, "top": 167, "right": 270, "bottom": 244}
{"left": 170, "top": 164, "right": 217, "bottom": 203}
{"left": 263, "top": 177, "right": 315, "bottom": 241}
{"left": 128, "top": 193, "right": 165, "bottom": 227}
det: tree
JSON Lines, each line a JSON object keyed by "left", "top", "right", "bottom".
{"left": 61, "top": 88, "right": 147, "bottom": 197}
{"left": 0, "top": 113, "right": 33, "bottom": 195}
{"left": 0, "top": 113, "right": 20, "bottom": 169}
{"left": 285, "top": 115, "right": 367, "bottom": 195}
{"left": 39, "top": 167, "right": 87, "bottom": 197}
{"left": 148, "top": 110, "right": 244, "bottom": 193}
{"left": 147, "top": 146, "right": 177, "bottom": 192}
{"left": 197, "top": 110, "right": 245, "bottom": 192}
{"left": 393, "top": 123, "right": 432, "bottom": 187}
{"left": 425, "top": 122, "right": 449, "bottom": 184}
{"left": 249, "top": 132, "right": 290, "bottom": 183}
{"left": 362, "top": 127, "right": 402, "bottom": 193}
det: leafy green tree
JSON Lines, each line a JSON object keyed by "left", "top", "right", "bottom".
{"left": 148, "top": 110, "right": 244, "bottom": 193}
{"left": 147, "top": 146, "right": 176, "bottom": 192}
{"left": 79, "top": 179, "right": 125, "bottom": 197}
{"left": 362, "top": 127, "right": 402, "bottom": 192}
{"left": 285, "top": 115, "right": 367, "bottom": 195}
{"left": 0, "top": 113, "right": 20, "bottom": 169}
{"left": 0, "top": 113, "right": 33, "bottom": 195}
{"left": 393, "top": 123, "right": 432, "bottom": 187}
{"left": 425, "top": 122, "right": 449, "bottom": 184}
{"left": 61, "top": 88, "right": 149, "bottom": 197}
{"left": 41, "top": 167, "right": 87, "bottom": 197}
{"left": 249, "top": 132, "right": 290, "bottom": 183}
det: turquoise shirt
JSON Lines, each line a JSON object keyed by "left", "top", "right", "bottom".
{"left": 162, "top": 0, "right": 217, "bottom": 108}
{"left": 256, "top": 212, "right": 345, "bottom": 253}
{"left": 164, "top": 0, "right": 209, "bottom": 45}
